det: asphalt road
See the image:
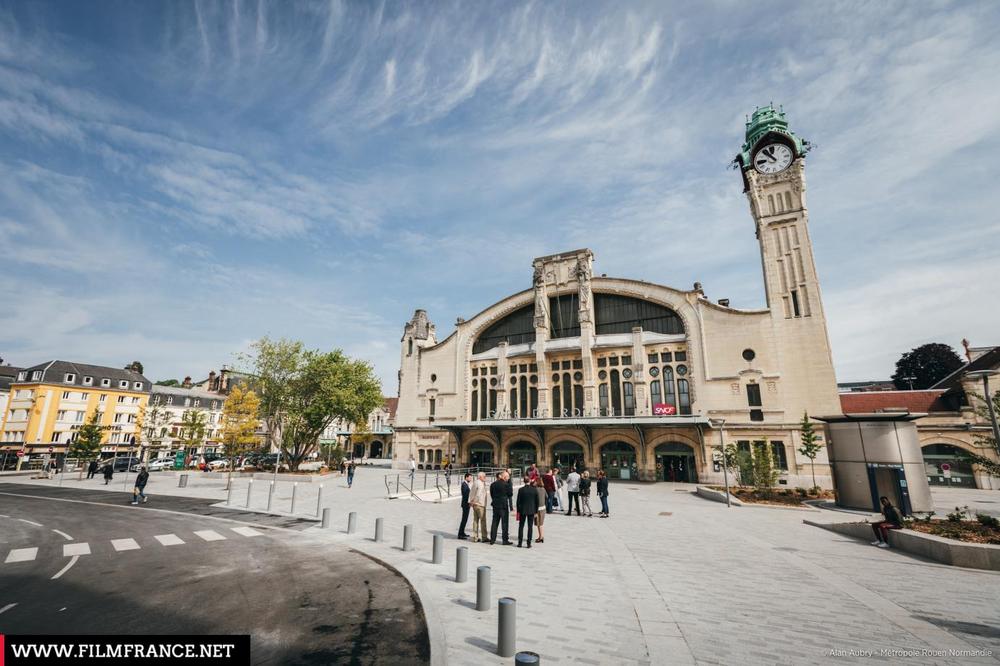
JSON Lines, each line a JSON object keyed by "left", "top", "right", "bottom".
{"left": 0, "top": 484, "right": 430, "bottom": 665}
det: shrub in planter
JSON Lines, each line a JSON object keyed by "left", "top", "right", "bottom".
{"left": 977, "top": 513, "right": 1000, "bottom": 529}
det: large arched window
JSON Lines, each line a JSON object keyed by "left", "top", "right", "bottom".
{"left": 473, "top": 305, "right": 535, "bottom": 354}
{"left": 594, "top": 294, "right": 684, "bottom": 335}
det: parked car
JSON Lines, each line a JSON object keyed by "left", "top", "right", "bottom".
{"left": 110, "top": 456, "right": 137, "bottom": 472}
{"left": 207, "top": 458, "right": 230, "bottom": 470}
{"left": 147, "top": 459, "right": 174, "bottom": 472}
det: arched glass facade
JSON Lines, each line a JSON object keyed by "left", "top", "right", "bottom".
{"left": 473, "top": 305, "right": 535, "bottom": 354}
{"left": 594, "top": 294, "right": 684, "bottom": 335}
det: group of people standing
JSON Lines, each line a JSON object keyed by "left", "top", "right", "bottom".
{"left": 457, "top": 463, "right": 611, "bottom": 548}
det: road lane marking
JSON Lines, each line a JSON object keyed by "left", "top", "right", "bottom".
{"left": 52, "top": 556, "right": 78, "bottom": 580}
{"left": 111, "top": 538, "right": 140, "bottom": 552}
{"left": 4, "top": 548, "right": 38, "bottom": 563}
{"left": 0, "top": 603, "right": 17, "bottom": 614}
{"left": 63, "top": 543, "right": 91, "bottom": 557}
{"left": 231, "top": 526, "right": 263, "bottom": 538}
{"left": 18, "top": 519, "right": 43, "bottom": 527}
{"left": 52, "top": 529, "right": 73, "bottom": 540}
{"left": 154, "top": 534, "right": 185, "bottom": 546}
{"left": 194, "top": 530, "right": 226, "bottom": 542}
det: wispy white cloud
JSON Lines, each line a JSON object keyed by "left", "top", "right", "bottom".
{"left": 0, "top": 0, "right": 998, "bottom": 391}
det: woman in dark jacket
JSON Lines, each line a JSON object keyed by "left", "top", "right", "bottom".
{"left": 102, "top": 462, "right": 114, "bottom": 485}
{"left": 516, "top": 478, "right": 540, "bottom": 548}
{"left": 596, "top": 470, "right": 609, "bottom": 518}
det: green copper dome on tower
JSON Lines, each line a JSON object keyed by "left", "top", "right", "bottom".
{"left": 736, "top": 104, "right": 810, "bottom": 169}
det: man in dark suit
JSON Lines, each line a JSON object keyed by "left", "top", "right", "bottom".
{"left": 516, "top": 477, "right": 540, "bottom": 548}
{"left": 458, "top": 473, "right": 472, "bottom": 539}
{"left": 489, "top": 471, "right": 513, "bottom": 545}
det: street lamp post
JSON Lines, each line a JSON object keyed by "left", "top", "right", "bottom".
{"left": 709, "top": 418, "right": 731, "bottom": 507}
{"left": 902, "top": 375, "right": 917, "bottom": 391}
{"left": 967, "top": 370, "right": 1000, "bottom": 457}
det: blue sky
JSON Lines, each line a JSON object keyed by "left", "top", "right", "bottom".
{"left": 1, "top": 1, "right": 999, "bottom": 390}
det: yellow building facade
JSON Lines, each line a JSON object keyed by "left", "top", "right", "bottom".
{"left": 0, "top": 360, "right": 151, "bottom": 464}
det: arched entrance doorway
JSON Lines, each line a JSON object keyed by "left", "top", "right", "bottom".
{"left": 352, "top": 442, "right": 365, "bottom": 459}
{"left": 370, "top": 440, "right": 384, "bottom": 458}
{"left": 655, "top": 442, "right": 698, "bottom": 483}
{"left": 507, "top": 441, "right": 536, "bottom": 475}
{"left": 922, "top": 444, "right": 977, "bottom": 488}
{"left": 601, "top": 441, "right": 638, "bottom": 480}
{"left": 469, "top": 441, "right": 495, "bottom": 467}
{"left": 551, "top": 441, "right": 585, "bottom": 474}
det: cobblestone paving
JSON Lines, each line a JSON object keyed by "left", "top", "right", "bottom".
{"left": 10, "top": 474, "right": 1000, "bottom": 665}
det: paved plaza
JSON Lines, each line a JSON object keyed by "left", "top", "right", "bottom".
{"left": 4, "top": 470, "right": 999, "bottom": 665}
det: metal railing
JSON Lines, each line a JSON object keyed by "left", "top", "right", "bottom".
{"left": 385, "top": 466, "right": 522, "bottom": 500}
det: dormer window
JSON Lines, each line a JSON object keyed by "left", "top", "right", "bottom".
{"left": 64, "top": 373, "right": 76, "bottom": 383}
{"left": 17, "top": 371, "right": 26, "bottom": 381}
{"left": 119, "top": 380, "right": 129, "bottom": 389}
{"left": 166, "top": 396, "right": 174, "bottom": 405}
{"left": 134, "top": 381, "right": 143, "bottom": 390}
{"left": 31, "top": 371, "right": 42, "bottom": 381}
{"left": 101, "top": 378, "right": 111, "bottom": 387}
{"left": 83, "top": 376, "right": 93, "bottom": 386}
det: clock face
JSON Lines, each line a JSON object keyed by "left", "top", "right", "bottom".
{"left": 753, "top": 143, "right": 793, "bottom": 174}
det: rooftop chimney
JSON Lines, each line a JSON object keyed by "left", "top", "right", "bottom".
{"left": 182, "top": 376, "right": 192, "bottom": 388}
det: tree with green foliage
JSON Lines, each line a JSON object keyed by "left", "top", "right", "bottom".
{"left": 891, "top": 343, "right": 963, "bottom": 390}
{"left": 143, "top": 402, "right": 172, "bottom": 458}
{"left": 797, "top": 412, "right": 825, "bottom": 491}
{"left": 70, "top": 410, "right": 109, "bottom": 479}
{"left": 178, "top": 409, "right": 208, "bottom": 454}
{"left": 154, "top": 379, "right": 180, "bottom": 387}
{"left": 220, "top": 385, "right": 261, "bottom": 488}
{"left": 240, "top": 337, "right": 383, "bottom": 471}
{"left": 751, "top": 442, "right": 780, "bottom": 495}
{"left": 125, "top": 361, "right": 144, "bottom": 375}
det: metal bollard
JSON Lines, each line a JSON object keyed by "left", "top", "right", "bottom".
{"left": 178, "top": 474, "right": 188, "bottom": 488}
{"left": 321, "top": 507, "right": 331, "bottom": 529}
{"left": 432, "top": 534, "right": 443, "bottom": 563}
{"left": 476, "top": 566, "right": 491, "bottom": 611}
{"left": 515, "top": 651, "right": 540, "bottom": 665}
{"left": 402, "top": 524, "right": 413, "bottom": 551}
{"left": 375, "top": 518, "right": 383, "bottom": 543}
{"left": 245, "top": 479, "right": 254, "bottom": 508}
{"left": 455, "top": 546, "right": 468, "bottom": 582}
{"left": 498, "top": 597, "right": 516, "bottom": 657}
{"left": 290, "top": 482, "right": 298, "bottom": 514}
{"left": 266, "top": 481, "right": 275, "bottom": 512}
{"left": 348, "top": 511, "right": 357, "bottom": 534}
{"left": 315, "top": 484, "right": 323, "bottom": 517}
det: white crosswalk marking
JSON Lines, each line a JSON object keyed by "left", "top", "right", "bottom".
{"left": 231, "top": 526, "right": 263, "bottom": 538}
{"left": 194, "top": 530, "right": 226, "bottom": 542}
{"left": 111, "top": 538, "right": 140, "bottom": 552}
{"left": 5, "top": 548, "right": 38, "bottom": 563}
{"left": 154, "top": 534, "right": 184, "bottom": 546}
{"left": 63, "top": 543, "right": 90, "bottom": 557}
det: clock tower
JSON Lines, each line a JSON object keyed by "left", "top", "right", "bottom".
{"left": 736, "top": 104, "right": 839, "bottom": 410}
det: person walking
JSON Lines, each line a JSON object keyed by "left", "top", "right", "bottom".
{"left": 579, "top": 470, "right": 594, "bottom": 516}
{"left": 871, "top": 496, "right": 904, "bottom": 548}
{"left": 553, "top": 466, "right": 564, "bottom": 511}
{"left": 542, "top": 467, "right": 557, "bottom": 513}
{"left": 489, "top": 471, "right": 513, "bottom": 545}
{"left": 102, "top": 462, "right": 114, "bottom": 485}
{"left": 597, "top": 470, "right": 609, "bottom": 517}
{"left": 86, "top": 459, "right": 98, "bottom": 479}
{"left": 131, "top": 466, "right": 150, "bottom": 505}
{"left": 516, "top": 477, "right": 540, "bottom": 548}
{"left": 565, "top": 467, "right": 582, "bottom": 516}
{"left": 470, "top": 472, "right": 489, "bottom": 543}
{"left": 526, "top": 463, "right": 540, "bottom": 484}
{"left": 458, "top": 473, "right": 472, "bottom": 539}
{"left": 409, "top": 457, "right": 416, "bottom": 483}
{"left": 534, "top": 475, "right": 547, "bottom": 543}
{"left": 347, "top": 462, "right": 356, "bottom": 488}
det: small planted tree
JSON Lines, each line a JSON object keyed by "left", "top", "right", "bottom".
{"left": 178, "top": 409, "right": 208, "bottom": 457}
{"left": 220, "top": 386, "right": 261, "bottom": 489}
{"left": 751, "top": 441, "right": 780, "bottom": 496}
{"left": 798, "top": 412, "right": 825, "bottom": 492}
{"left": 70, "top": 410, "right": 109, "bottom": 479}
{"left": 143, "top": 402, "right": 172, "bottom": 459}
